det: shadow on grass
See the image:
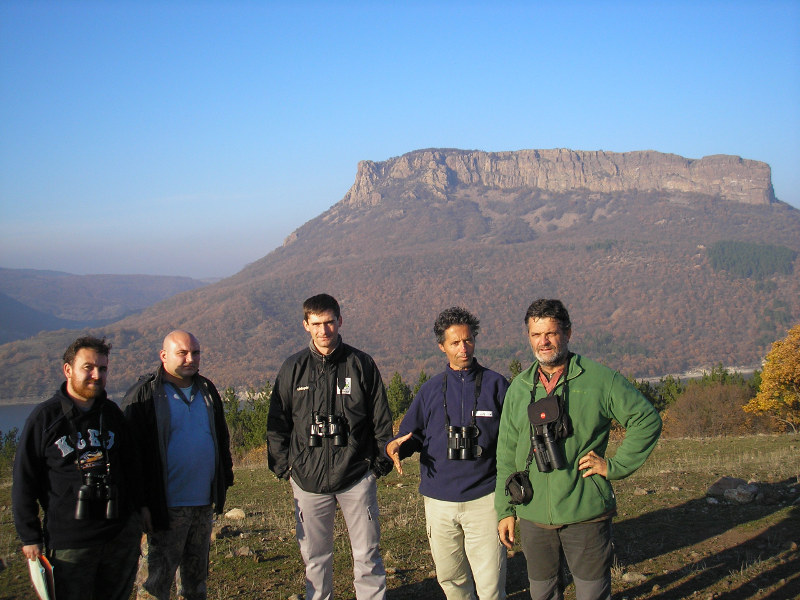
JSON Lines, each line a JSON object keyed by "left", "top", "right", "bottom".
{"left": 388, "top": 479, "right": 799, "bottom": 599}
{"left": 385, "top": 552, "right": 531, "bottom": 600}
{"left": 614, "top": 479, "right": 799, "bottom": 599}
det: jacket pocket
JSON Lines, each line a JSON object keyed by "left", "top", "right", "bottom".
{"left": 587, "top": 473, "right": 615, "bottom": 512}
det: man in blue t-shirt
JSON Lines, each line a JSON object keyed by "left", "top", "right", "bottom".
{"left": 123, "top": 331, "right": 234, "bottom": 600}
{"left": 386, "top": 307, "right": 509, "bottom": 600}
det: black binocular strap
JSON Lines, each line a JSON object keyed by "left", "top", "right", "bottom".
{"left": 522, "top": 369, "right": 568, "bottom": 472}
{"left": 442, "top": 364, "right": 484, "bottom": 430}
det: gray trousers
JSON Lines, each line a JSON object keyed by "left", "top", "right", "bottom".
{"left": 291, "top": 471, "right": 387, "bottom": 600}
{"left": 519, "top": 518, "right": 612, "bottom": 600}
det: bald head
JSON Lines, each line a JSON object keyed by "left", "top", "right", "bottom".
{"left": 160, "top": 330, "right": 201, "bottom": 386}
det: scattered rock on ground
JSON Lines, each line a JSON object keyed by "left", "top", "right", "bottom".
{"left": 707, "top": 476, "right": 747, "bottom": 496}
{"left": 225, "top": 508, "right": 246, "bottom": 520}
{"left": 724, "top": 485, "right": 757, "bottom": 504}
{"left": 622, "top": 572, "right": 647, "bottom": 583}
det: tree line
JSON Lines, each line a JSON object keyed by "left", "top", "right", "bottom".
{"left": 1, "top": 323, "right": 797, "bottom": 469}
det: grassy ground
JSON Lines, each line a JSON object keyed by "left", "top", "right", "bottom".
{"left": 1, "top": 434, "right": 798, "bottom": 599}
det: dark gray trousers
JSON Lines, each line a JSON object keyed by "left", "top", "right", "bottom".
{"left": 519, "top": 518, "right": 612, "bottom": 600}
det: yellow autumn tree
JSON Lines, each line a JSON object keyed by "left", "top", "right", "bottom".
{"left": 744, "top": 323, "right": 800, "bottom": 433}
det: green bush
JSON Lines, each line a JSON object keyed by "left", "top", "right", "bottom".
{"left": 223, "top": 382, "right": 271, "bottom": 457}
{"left": 0, "top": 428, "right": 18, "bottom": 476}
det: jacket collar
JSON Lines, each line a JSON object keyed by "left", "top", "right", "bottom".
{"left": 444, "top": 358, "right": 482, "bottom": 378}
{"left": 57, "top": 381, "right": 107, "bottom": 418}
{"left": 308, "top": 335, "right": 343, "bottom": 361}
{"left": 523, "top": 352, "right": 581, "bottom": 386}
{"left": 155, "top": 363, "right": 202, "bottom": 390}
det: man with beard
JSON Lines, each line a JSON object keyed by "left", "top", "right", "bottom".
{"left": 386, "top": 307, "right": 508, "bottom": 600}
{"left": 12, "top": 336, "right": 142, "bottom": 600}
{"left": 494, "top": 299, "right": 662, "bottom": 600}
{"left": 123, "top": 330, "right": 233, "bottom": 600}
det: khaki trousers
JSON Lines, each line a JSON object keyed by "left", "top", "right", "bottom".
{"left": 423, "top": 492, "right": 506, "bottom": 600}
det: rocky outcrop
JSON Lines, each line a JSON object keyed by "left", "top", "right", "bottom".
{"left": 342, "top": 148, "right": 775, "bottom": 207}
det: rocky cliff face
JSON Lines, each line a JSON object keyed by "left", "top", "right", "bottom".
{"left": 342, "top": 148, "right": 776, "bottom": 207}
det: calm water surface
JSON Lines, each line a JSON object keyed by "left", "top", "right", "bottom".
{"left": 0, "top": 403, "right": 37, "bottom": 434}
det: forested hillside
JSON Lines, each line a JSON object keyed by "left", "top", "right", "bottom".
{"left": 0, "top": 149, "right": 798, "bottom": 401}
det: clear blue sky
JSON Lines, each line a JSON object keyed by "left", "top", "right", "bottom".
{"left": 1, "top": 1, "right": 798, "bottom": 279}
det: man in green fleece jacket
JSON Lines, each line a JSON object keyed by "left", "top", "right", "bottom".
{"left": 495, "top": 299, "right": 662, "bottom": 600}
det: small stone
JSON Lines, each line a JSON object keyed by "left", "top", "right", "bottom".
{"left": 622, "top": 572, "right": 647, "bottom": 583}
{"left": 706, "top": 497, "right": 719, "bottom": 505}
{"left": 633, "top": 488, "right": 651, "bottom": 496}
{"left": 670, "top": 486, "right": 680, "bottom": 491}
{"left": 234, "top": 546, "right": 252, "bottom": 557}
{"left": 225, "top": 508, "right": 246, "bottom": 520}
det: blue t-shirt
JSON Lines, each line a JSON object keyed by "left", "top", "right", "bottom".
{"left": 165, "top": 383, "right": 216, "bottom": 507}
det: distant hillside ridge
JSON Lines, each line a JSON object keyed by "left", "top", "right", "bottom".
{"left": 0, "top": 268, "right": 208, "bottom": 344}
{"left": 0, "top": 147, "right": 797, "bottom": 403}
{"left": 340, "top": 149, "right": 774, "bottom": 211}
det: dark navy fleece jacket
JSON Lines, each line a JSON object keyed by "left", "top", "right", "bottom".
{"left": 395, "top": 361, "right": 508, "bottom": 502}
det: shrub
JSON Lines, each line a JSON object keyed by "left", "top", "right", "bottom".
{"left": 223, "top": 382, "right": 272, "bottom": 458}
{"left": 0, "top": 428, "right": 18, "bottom": 476}
{"left": 662, "top": 382, "right": 774, "bottom": 437}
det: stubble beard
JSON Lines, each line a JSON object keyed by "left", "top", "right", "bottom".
{"left": 536, "top": 345, "right": 569, "bottom": 368}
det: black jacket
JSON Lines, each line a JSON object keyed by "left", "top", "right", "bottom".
{"left": 12, "top": 385, "right": 141, "bottom": 550}
{"left": 267, "top": 339, "right": 394, "bottom": 493}
{"left": 122, "top": 366, "right": 234, "bottom": 531}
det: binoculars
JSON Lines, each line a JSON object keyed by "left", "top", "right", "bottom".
{"left": 528, "top": 395, "right": 566, "bottom": 473}
{"left": 75, "top": 472, "right": 118, "bottom": 520}
{"left": 446, "top": 425, "right": 482, "bottom": 460}
{"left": 309, "top": 411, "right": 349, "bottom": 447}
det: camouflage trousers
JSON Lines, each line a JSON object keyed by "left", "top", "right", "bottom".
{"left": 136, "top": 505, "right": 214, "bottom": 600}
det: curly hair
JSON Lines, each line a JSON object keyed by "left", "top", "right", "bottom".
{"left": 433, "top": 307, "right": 480, "bottom": 344}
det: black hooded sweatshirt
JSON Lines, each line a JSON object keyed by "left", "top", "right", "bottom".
{"left": 12, "top": 384, "right": 141, "bottom": 550}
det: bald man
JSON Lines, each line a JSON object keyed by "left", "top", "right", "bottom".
{"left": 123, "top": 331, "right": 233, "bottom": 600}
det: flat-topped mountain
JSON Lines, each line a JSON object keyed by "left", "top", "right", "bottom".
{"left": 1, "top": 148, "right": 798, "bottom": 402}
{"left": 343, "top": 149, "right": 775, "bottom": 208}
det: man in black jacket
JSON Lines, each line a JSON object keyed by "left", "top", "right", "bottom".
{"left": 123, "top": 330, "right": 233, "bottom": 600}
{"left": 12, "top": 336, "right": 142, "bottom": 600}
{"left": 267, "top": 293, "right": 394, "bottom": 600}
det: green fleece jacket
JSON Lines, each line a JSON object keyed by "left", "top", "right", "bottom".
{"left": 494, "top": 353, "right": 662, "bottom": 526}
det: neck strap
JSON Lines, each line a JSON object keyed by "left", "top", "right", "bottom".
{"left": 442, "top": 361, "right": 484, "bottom": 429}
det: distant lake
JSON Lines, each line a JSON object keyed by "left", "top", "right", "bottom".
{"left": 0, "top": 403, "right": 37, "bottom": 435}
{"left": 0, "top": 397, "right": 126, "bottom": 436}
